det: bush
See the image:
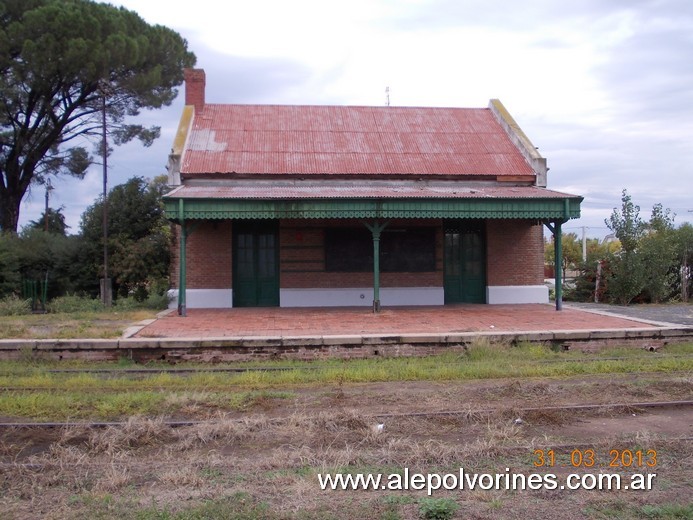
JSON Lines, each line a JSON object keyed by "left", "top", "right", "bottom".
{"left": 607, "top": 251, "right": 646, "bottom": 304}
{"left": 0, "top": 295, "right": 32, "bottom": 316}
{"left": 418, "top": 498, "right": 459, "bottom": 520}
{"left": 114, "top": 291, "right": 171, "bottom": 311}
{"left": 567, "top": 258, "right": 610, "bottom": 302}
{"left": 142, "top": 290, "right": 171, "bottom": 310}
{"left": 46, "top": 295, "right": 104, "bottom": 313}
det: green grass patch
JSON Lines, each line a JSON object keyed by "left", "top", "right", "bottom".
{"left": 0, "top": 308, "right": 157, "bottom": 339}
{"left": 0, "top": 391, "right": 169, "bottom": 421}
{"left": 0, "top": 389, "right": 296, "bottom": 420}
{"left": 418, "top": 497, "right": 459, "bottom": 520}
{"left": 586, "top": 500, "right": 693, "bottom": 519}
{"left": 639, "top": 503, "right": 693, "bottom": 519}
{"left": 0, "top": 342, "right": 690, "bottom": 420}
{"left": 67, "top": 491, "right": 400, "bottom": 520}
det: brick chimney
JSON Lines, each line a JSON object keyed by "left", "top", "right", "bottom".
{"left": 184, "top": 68, "right": 205, "bottom": 112}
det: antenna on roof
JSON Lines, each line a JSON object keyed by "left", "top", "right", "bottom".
{"left": 385, "top": 86, "right": 390, "bottom": 107}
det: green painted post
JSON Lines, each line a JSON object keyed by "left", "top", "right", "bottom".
{"left": 372, "top": 226, "right": 381, "bottom": 312}
{"left": 554, "top": 221, "right": 563, "bottom": 311}
{"left": 178, "top": 199, "right": 187, "bottom": 317}
{"left": 363, "top": 220, "right": 389, "bottom": 312}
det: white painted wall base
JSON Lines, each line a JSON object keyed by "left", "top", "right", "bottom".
{"left": 486, "top": 285, "right": 549, "bottom": 304}
{"left": 169, "top": 286, "right": 547, "bottom": 308}
{"left": 280, "top": 287, "right": 444, "bottom": 307}
{"left": 167, "top": 289, "right": 233, "bottom": 309}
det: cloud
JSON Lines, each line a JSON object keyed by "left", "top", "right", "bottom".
{"left": 17, "top": 0, "right": 693, "bottom": 236}
{"left": 18, "top": 36, "right": 313, "bottom": 233}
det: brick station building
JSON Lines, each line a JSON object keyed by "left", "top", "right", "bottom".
{"left": 164, "top": 69, "right": 582, "bottom": 314}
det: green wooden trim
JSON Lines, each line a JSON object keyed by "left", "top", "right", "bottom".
{"left": 163, "top": 197, "right": 582, "bottom": 221}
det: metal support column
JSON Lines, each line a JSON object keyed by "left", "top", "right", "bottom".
{"left": 543, "top": 220, "right": 564, "bottom": 312}
{"left": 554, "top": 221, "right": 563, "bottom": 311}
{"left": 364, "top": 220, "right": 389, "bottom": 313}
{"left": 178, "top": 199, "right": 187, "bottom": 317}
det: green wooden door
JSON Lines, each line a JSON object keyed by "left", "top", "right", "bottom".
{"left": 233, "top": 221, "right": 279, "bottom": 307}
{"left": 444, "top": 221, "right": 486, "bottom": 304}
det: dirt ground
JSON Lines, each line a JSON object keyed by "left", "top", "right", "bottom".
{"left": 0, "top": 371, "right": 691, "bottom": 519}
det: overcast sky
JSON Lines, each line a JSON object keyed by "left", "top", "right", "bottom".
{"left": 19, "top": 0, "right": 693, "bottom": 237}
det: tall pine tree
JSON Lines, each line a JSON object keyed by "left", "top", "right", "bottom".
{"left": 0, "top": 0, "right": 195, "bottom": 232}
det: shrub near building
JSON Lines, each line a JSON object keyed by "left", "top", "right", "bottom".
{"left": 568, "top": 191, "right": 692, "bottom": 304}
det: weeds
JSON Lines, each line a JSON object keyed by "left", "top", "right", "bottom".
{"left": 46, "top": 295, "right": 104, "bottom": 314}
{"left": 0, "top": 295, "right": 31, "bottom": 316}
{"left": 0, "top": 307, "right": 158, "bottom": 339}
{"left": 87, "top": 416, "right": 172, "bottom": 455}
{"left": 3, "top": 416, "right": 690, "bottom": 519}
{"left": 418, "top": 497, "right": 459, "bottom": 520}
{"left": 0, "top": 343, "right": 690, "bottom": 420}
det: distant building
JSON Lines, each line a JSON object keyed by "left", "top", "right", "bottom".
{"left": 164, "top": 69, "right": 582, "bottom": 313}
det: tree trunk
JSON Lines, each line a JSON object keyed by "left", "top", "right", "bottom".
{"left": 0, "top": 189, "right": 22, "bottom": 234}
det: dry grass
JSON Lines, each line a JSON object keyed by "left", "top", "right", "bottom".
{"left": 1, "top": 413, "right": 690, "bottom": 519}
{"left": 1, "top": 348, "right": 691, "bottom": 519}
{"left": 85, "top": 416, "right": 173, "bottom": 455}
{"left": 0, "top": 309, "right": 156, "bottom": 340}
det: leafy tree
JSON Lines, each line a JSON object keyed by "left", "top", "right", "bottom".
{"left": 544, "top": 232, "right": 583, "bottom": 279}
{"left": 565, "top": 238, "right": 620, "bottom": 302}
{"left": 604, "top": 190, "right": 647, "bottom": 304}
{"left": 79, "top": 175, "right": 171, "bottom": 299}
{"left": 584, "top": 237, "right": 620, "bottom": 263}
{"left": 27, "top": 207, "right": 68, "bottom": 235}
{"left": 0, "top": 0, "right": 196, "bottom": 232}
{"left": 2, "top": 228, "right": 82, "bottom": 299}
{"left": 605, "top": 189, "right": 645, "bottom": 253}
{"left": 607, "top": 251, "right": 646, "bottom": 304}
{"left": 639, "top": 204, "right": 677, "bottom": 303}
{"left": 647, "top": 203, "right": 675, "bottom": 233}
{"left": 670, "top": 222, "right": 693, "bottom": 302}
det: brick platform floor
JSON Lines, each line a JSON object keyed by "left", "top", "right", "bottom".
{"left": 135, "top": 304, "right": 654, "bottom": 338}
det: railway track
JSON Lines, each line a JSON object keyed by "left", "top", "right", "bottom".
{"left": 0, "top": 399, "right": 690, "bottom": 429}
{"left": 1, "top": 368, "right": 691, "bottom": 393}
{"left": 0, "top": 352, "right": 688, "bottom": 378}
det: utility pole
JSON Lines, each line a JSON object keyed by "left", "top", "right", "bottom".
{"left": 44, "top": 179, "right": 53, "bottom": 232}
{"left": 582, "top": 226, "right": 587, "bottom": 262}
{"left": 100, "top": 88, "right": 112, "bottom": 306}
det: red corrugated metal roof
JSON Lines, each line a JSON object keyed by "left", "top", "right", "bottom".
{"left": 180, "top": 105, "right": 536, "bottom": 177}
{"left": 166, "top": 184, "right": 579, "bottom": 200}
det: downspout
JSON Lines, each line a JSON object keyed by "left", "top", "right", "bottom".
{"left": 178, "top": 199, "right": 187, "bottom": 317}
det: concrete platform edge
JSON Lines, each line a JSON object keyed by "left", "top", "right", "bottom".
{"left": 2, "top": 327, "right": 691, "bottom": 356}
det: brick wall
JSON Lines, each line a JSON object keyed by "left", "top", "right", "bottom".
{"left": 184, "top": 68, "right": 206, "bottom": 112}
{"left": 170, "top": 224, "right": 179, "bottom": 288}
{"left": 170, "top": 220, "right": 232, "bottom": 289}
{"left": 172, "top": 218, "right": 544, "bottom": 291}
{"left": 486, "top": 220, "right": 544, "bottom": 285}
{"left": 279, "top": 219, "right": 444, "bottom": 288}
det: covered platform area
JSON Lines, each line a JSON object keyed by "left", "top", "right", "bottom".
{"left": 164, "top": 185, "right": 583, "bottom": 315}
{"left": 133, "top": 303, "right": 656, "bottom": 339}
